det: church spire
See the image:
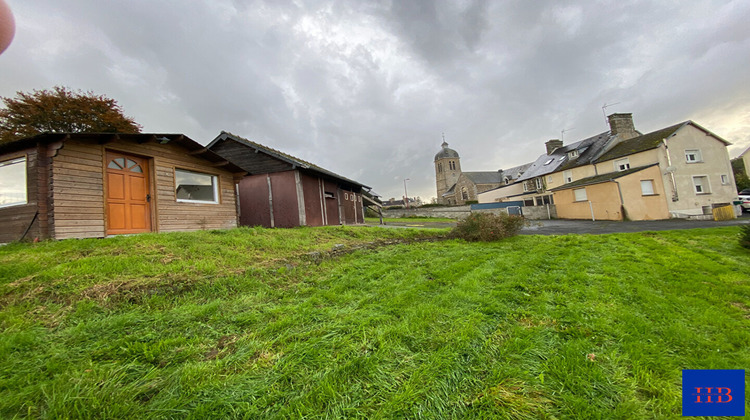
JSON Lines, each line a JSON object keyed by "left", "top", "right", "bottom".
{"left": 441, "top": 132, "right": 448, "bottom": 148}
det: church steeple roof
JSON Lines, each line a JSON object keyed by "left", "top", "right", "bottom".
{"left": 434, "top": 137, "right": 459, "bottom": 161}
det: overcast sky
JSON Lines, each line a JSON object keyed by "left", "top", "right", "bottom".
{"left": 1, "top": 1, "right": 749, "bottom": 200}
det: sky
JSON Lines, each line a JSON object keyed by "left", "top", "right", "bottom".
{"left": 1, "top": 0, "right": 749, "bottom": 201}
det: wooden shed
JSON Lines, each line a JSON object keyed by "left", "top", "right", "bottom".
{"left": 0, "top": 133, "right": 245, "bottom": 242}
{"left": 207, "top": 132, "right": 369, "bottom": 228}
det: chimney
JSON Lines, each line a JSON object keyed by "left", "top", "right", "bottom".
{"left": 545, "top": 139, "right": 563, "bottom": 155}
{"left": 608, "top": 113, "right": 638, "bottom": 139}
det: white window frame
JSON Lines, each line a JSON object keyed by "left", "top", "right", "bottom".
{"left": 535, "top": 178, "right": 544, "bottom": 190}
{"left": 692, "top": 175, "right": 710, "bottom": 194}
{"left": 573, "top": 188, "right": 587, "bottom": 202}
{"left": 685, "top": 149, "right": 702, "bottom": 163}
{"left": 720, "top": 174, "right": 729, "bottom": 185}
{"left": 568, "top": 150, "right": 579, "bottom": 158}
{"left": 640, "top": 180, "right": 655, "bottom": 196}
{"left": 0, "top": 156, "right": 28, "bottom": 208}
{"left": 614, "top": 158, "right": 630, "bottom": 172}
{"left": 175, "top": 168, "right": 220, "bottom": 204}
{"left": 523, "top": 182, "right": 529, "bottom": 192}
{"left": 563, "top": 170, "right": 572, "bottom": 183}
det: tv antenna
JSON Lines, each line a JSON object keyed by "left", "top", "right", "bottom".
{"left": 602, "top": 102, "right": 621, "bottom": 127}
{"left": 561, "top": 128, "right": 575, "bottom": 142}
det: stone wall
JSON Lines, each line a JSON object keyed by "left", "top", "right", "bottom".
{"left": 382, "top": 206, "right": 472, "bottom": 219}
{"left": 382, "top": 204, "right": 557, "bottom": 220}
{"left": 521, "top": 204, "right": 557, "bottom": 220}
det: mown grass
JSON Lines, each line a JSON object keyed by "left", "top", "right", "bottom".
{"left": 1, "top": 226, "right": 748, "bottom": 418}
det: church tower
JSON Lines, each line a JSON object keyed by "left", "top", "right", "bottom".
{"left": 434, "top": 138, "right": 461, "bottom": 204}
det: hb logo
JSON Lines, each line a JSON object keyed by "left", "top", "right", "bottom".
{"left": 683, "top": 370, "right": 744, "bottom": 416}
{"left": 692, "top": 387, "right": 732, "bottom": 403}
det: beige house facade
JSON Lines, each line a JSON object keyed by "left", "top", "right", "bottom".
{"left": 478, "top": 113, "right": 736, "bottom": 220}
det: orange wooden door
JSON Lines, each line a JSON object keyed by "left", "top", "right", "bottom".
{"left": 105, "top": 152, "right": 152, "bottom": 235}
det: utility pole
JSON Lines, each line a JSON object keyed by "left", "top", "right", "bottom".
{"left": 403, "top": 178, "right": 410, "bottom": 209}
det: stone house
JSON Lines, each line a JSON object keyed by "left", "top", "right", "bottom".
{"left": 434, "top": 140, "right": 521, "bottom": 205}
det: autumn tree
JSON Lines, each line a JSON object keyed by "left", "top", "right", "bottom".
{"left": 0, "top": 86, "right": 142, "bottom": 143}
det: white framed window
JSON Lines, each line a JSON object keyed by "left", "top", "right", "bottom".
{"left": 640, "top": 180, "right": 655, "bottom": 196}
{"left": 568, "top": 150, "right": 579, "bottom": 158}
{"left": 685, "top": 149, "right": 702, "bottom": 163}
{"left": 344, "top": 192, "right": 349, "bottom": 200}
{"left": 692, "top": 175, "right": 710, "bottom": 194}
{"left": 523, "top": 182, "right": 529, "bottom": 192}
{"left": 504, "top": 176, "right": 510, "bottom": 185}
{"left": 0, "top": 157, "right": 27, "bottom": 208}
{"left": 614, "top": 158, "right": 630, "bottom": 172}
{"left": 573, "top": 188, "right": 587, "bottom": 202}
{"left": 175, "top": 168, "right": 219, "bottom": 204}
{"left": 721, "top": 174, "right": 729, "bottom": 185}
{"left": 535, "top": 178, "right": 544, "bottom": 190}
{"left": 563, "top": 170, "right": 572, "bottom": 183}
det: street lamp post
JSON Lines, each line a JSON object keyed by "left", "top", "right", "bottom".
{"left": 403, "top": 178, "right": 410, "bottom": 209}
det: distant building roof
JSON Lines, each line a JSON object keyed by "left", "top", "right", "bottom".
{"left": 595, "top": 123, "right": 685, "bottom": 163}
{"left": 550, "top": 164, "right": 659, "bottom": 191}
{"left": 499, "top": 163, "right": 531, "bottom": 181}
{"left": 517, "top": 130, "right": 616, "bottom": 181}
{"left": 462, "top": 171, "right": 505, "bottom": 185}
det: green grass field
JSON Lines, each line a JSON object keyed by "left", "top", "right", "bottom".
{"left": 1, "top": 226, "right": 748, "bottom": 418}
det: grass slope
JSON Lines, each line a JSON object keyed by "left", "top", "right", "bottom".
{"left": 1, "top": 226, "right": 748, "bottom": 418}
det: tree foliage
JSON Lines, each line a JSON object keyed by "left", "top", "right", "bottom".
{"left": 731, "top": 157, "right": 750, "bottom": 191}
{"left": 0, "top": 86, "right": 141, "bottom": 143}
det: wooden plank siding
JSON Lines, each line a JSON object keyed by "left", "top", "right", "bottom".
{"left": 0, "top": 146, "right": 47, "bottom": 243}
{"left": 48, "top": 138, "right": 238, "bottom": 239}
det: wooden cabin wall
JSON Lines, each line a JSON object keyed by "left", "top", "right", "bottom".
{"left": 0, "top": 145, "right": 49, "bottom": 242}
{"left": 50, "top": 139, "right": 237, "bottom": 239}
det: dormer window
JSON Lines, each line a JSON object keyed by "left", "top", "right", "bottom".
{"left": 568, "top": 150, "right": 579, "bottom": 158}
{"left": 614, "top": 158, "right": 630, "bottom": 172}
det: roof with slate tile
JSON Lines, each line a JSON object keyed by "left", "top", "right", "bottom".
{"left": 550, "top": 164, "right": 659, "bottom": 191}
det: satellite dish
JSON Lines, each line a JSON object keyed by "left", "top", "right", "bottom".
{"left": 665, "top": 166, "right": 676, "bottom": 173}
{"left": 0, "top": 0, "right": 14, "bottom": 55}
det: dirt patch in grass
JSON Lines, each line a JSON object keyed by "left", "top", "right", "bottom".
{"left": 730, "top": 302, "right": 750, "bottom": 319}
